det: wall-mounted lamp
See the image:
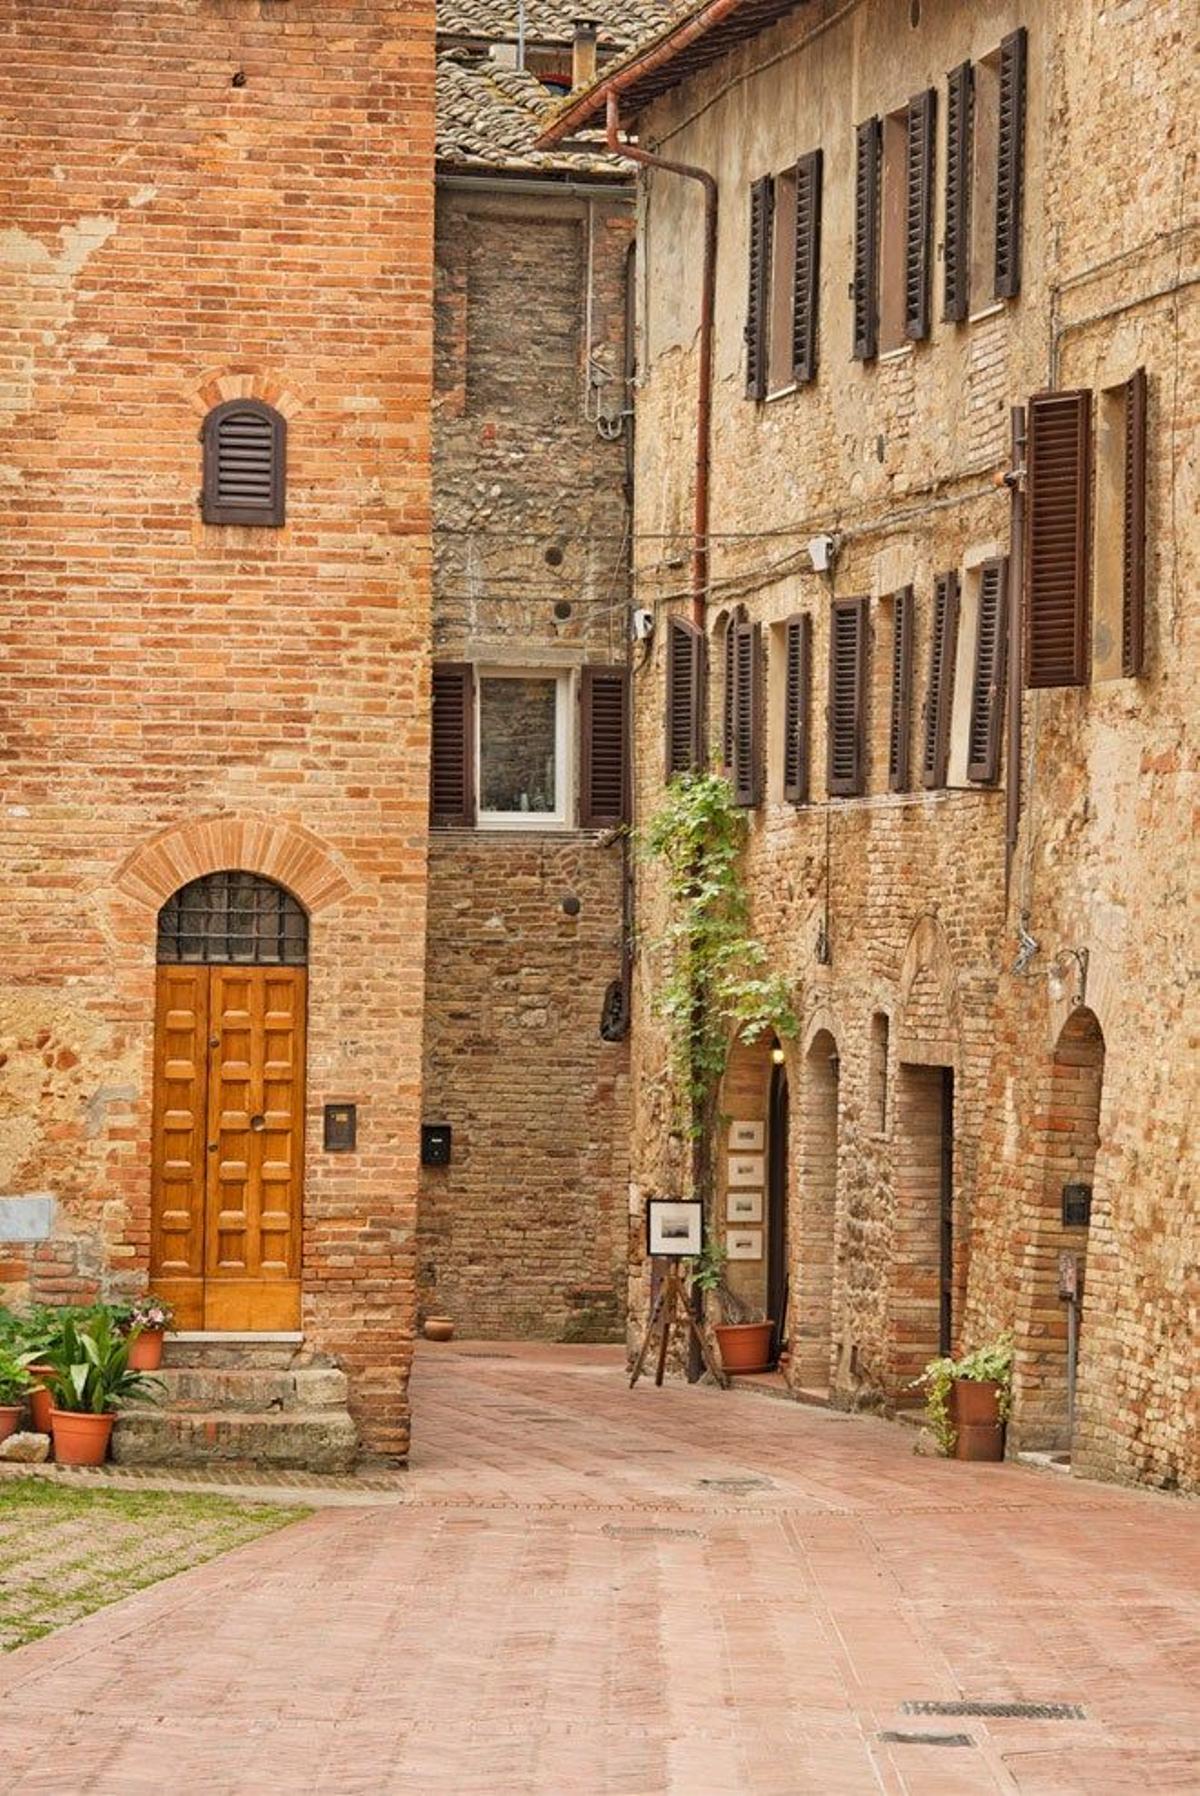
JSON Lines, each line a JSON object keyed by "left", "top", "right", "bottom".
{"left": 1048, "top": 946, "right": 1089, "bottom": 1008}
{"left": 770, "top": 1043, "right": 786, "bottom": 1066}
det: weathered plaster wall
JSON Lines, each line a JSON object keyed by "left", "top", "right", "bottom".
{"left": 419, "top": 183, "right": 633, "bottom": 1338}
{"left": 628, "top": 0, "right": 1197, "bottom": 1486}
{"left": 0, "top": 0, "right": 436, "bottom": 1457}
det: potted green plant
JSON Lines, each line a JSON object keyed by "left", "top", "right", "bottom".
{"left": 44, "top": 1312, "right": 163, "bottom": 1466}
{"left": 915, "top": 1334, "right": 1013, "bottom": 1461}
{"left": 0, "top": 1347, "right": 33, "bottom": 1442}
{"left": 691, "top": 1241, "right": 774, "bottom": 1376}
{"left": 117, "top": 1296, "right": 175, "bottom": 1371}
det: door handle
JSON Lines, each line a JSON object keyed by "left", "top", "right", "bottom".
{"left": 207, "top": 1142, "right": 219, "bottom": 1152}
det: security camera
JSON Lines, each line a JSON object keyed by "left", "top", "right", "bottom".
{"left": 631, "top": 608, "right": 655, "bottom": 641}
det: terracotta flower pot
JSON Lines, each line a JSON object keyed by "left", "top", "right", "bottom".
{"left": 0, "top": 1405, "right": 22, "bottom": 1442}
{"left": 49, "top": 1409, "right": 115, "bottom": 1467}
{"left": 27, "top": 1365, "right": 55, "bottom": 1438}
{"left": 423, "top": 1317, "right": 455, "bottom": 1343}
{"left": 127, "top": 1327, "right": 165, "bottom": 1371}
{"left": 714, "top": 1321, "right": 775, "bottom": 1375}
{"left": 951, "top": 1378, "right": 1005, "bottom": 1461}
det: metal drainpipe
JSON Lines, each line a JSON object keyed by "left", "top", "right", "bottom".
{"left": 606, "top": 90, "right": 716, "bottom": 632}
{"left": 1005, "top": 405, "right": 1027, "bottom": 898}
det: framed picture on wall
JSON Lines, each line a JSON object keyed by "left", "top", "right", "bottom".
{"left": 645, "top": 1198, "right": 703, "bottom": 1258}
{"left": 726, "top": 1228, "right": 763, "bottom": 1261}
{"left": 728, "top": 1153, "right": 764, "bottom": 1187}
{"left": 728, "top": 1119, "right": 765, "bottom": 1151}
{"left": 726, "top": 1189, "right": 763, "bottom": 1223}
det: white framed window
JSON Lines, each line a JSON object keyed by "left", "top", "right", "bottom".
{"left": 476, "top": 668, "right": 572, "bottom": 828}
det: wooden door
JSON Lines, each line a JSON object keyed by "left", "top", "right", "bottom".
{"left": 152, "top": 965, "right": 305, "bottom": 1330}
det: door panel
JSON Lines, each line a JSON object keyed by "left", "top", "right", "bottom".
{"left": 151, "top": 967, "right": 210, "bottom": 1329}
{"left": 152, "top": 964, "right": 305, "bottom": 1332}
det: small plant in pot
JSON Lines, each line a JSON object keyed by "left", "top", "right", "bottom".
{"left": 915, "top": 1334, "right": 1013, "bottom": 1461}
{"left": 116, "top": 1296, "right": 175, "bottom": 1371}
{"left": 0, "top": 1348, "right": 33, "bottom": 1442}
{"left": 44, "top": 1312, "right": 164, "bottom": 1466}
{"left": 692, "top": 1241, "right": 774, "bottom": 1376}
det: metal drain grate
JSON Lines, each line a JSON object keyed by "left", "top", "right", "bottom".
{"left": 603, "top": 1524, "right": 701, "bottom": 1540}
{"left": 879, "top": 1731, "right": 974, "bottom": 1748}
{"left": 902, "top": 1701, "right": 1085, "bottom": 1721}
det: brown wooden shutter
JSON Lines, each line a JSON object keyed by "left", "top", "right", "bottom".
{"left": 731, "top": 619, "right": 762, "bottom": 807}
{"left": 967, "top": 558, "right": 1009, "bottom": 783}
{"left": 827, "top": 597, "right": 868, "bottom": 797}
{"left": 943, "top": 61, "right": 973, "bottom": 323}
{"left": 745, "top": 177, "right": 774, "bottom": 400}
{"left": 791, "top": 149, "right": 822, "bottom": 384}
{"left": 202, "top": 400, "right": 286, "bottom": 526}
{"left": 580, "top": 665, "right": 629, "bottom": 827}
{"left": 1025, "top": 389, "right": 1092, "bottom": 688}
{"left": 922, "top": 572, "right": 960, "bottom": 788}
{"left": 994, "top": 26, "right": 1028, "bottom": 300}
{"left": 887, "top": 586, "right": 914, "bottom": 792}
{"left": 665, "top": 615, "right": 705, "bottom": 777}
{"left": 905, "top": 89, "right": 936, "bottom": 341}
{"left": 852, "top": 119, "right": 881, "bottom": 362}
{"left": 1122, "top": 367, "right": 1148, "bottom": 677}
{"left": 783, "top": 613, "right": 812, "bottom": 804}
{"left": 722, "top": 620, "right": 736, "bottom": 768}
{"left": 430, "top": 662, "right": 476, "bottom": 827}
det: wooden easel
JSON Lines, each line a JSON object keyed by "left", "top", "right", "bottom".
{"left": 629, "top": 1258, "right": 729, "bottom": 1389}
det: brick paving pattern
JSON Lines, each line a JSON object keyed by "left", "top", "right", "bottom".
{"left": 1, "top": 1343, "right": 1197, "bottom": 1794}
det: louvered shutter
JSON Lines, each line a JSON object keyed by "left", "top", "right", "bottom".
{"left": 722, "top": 621, "right": 736, "bottom": 768}
{"left": 852, "top": 119, "right": 881, "bottom": 362}
{"left": 665, "top": 615, "right": 705, "bottom": 777}
{"left": 888, "top": 586, "right": 914, "bottom": 792}
{"left": 202, "top": 400, "right": 286, "bottom": 526}
{"left": 827, "top": 598, "right": 868, "bottom": 797}
{"left": 967, "top": 559, "right": 1009, "bottom": 783}
{"left": 905, "top": 90, "right": 936, "bottom": 341}
{"left": 943, "top": 61, "right": 973, "bottom": 323}
{"left": 1025, "top": 389, "right": 1092, "bottom": 688}
{"left": 922, "top": 573, "right": 960, "bottom": 788}
{"left": 430, "top": 663, "right": 476, "bottom": 827}
{"left": 791, "top": 150, "right": 822, "bottom": 384}
{"left": 745, "top": 177, "right": 774, "bottom": 400}
{"left": 580, "top": 665, "right": 629, "bottom": 827}
{"left": 994, "top": 26, "right": 1028, "bottom": 300}
{"left": 731, "top": 620, "right": 762, "bottom": 807}
{"left": 783, "top": 613, "right": 812, "bottom": 804}
{"left": 1122, "top": 367, "right": 1147, "bottom": 677}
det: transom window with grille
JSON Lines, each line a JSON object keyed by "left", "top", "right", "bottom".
{"left": 157, "top": 872, "right": 308, "bottom": 966}
{"left": 201, "top": 399, "right": 286, "bottom": 527}
{"left": 744, "top": 149, "right": 823, "bottom": 399}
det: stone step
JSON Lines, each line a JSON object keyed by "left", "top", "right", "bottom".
{"left": 162, "top": 1334, "right": 310, "bottom": 1371}
{"left": 113, "top": 1407, "right": 358, "bottom": 1474}
{"left": 147, "top": 1367, "right": 349, "bottom": 1414}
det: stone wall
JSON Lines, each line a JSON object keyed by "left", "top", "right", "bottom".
{"left": 0, "top": 0, "right": 435, "bottom": 1457}
{"left": 420, "top": 180, "right": 634, "bottom": 1338}
{"left": 626, "top": 0, "right": 1197, "bottom": 1486}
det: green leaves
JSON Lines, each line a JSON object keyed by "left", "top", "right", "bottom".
{"left": 42, "top": 1312, "right": 164, "bottom": 1416}
{"left": 913, "top": 1333, "right": 1014, "bottom": 1455}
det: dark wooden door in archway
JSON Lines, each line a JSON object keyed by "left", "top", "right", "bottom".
{"left": 767, "top": 1061, "right": 789, "bottom": 1362}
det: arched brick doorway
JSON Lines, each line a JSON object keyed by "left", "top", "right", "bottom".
{"left": 1015, "top": 1007, "right": 1106, "bottom": 1454}
{"left": 793, "top": 1028, "right": 839, "bottom": 1392}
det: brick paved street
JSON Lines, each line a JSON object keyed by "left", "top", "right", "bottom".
{"left": 1, "top": 1343, "right": 1197, "bottom": 1794}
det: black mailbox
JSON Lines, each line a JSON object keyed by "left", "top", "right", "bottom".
{"left": 1061, "top": 1182, "right": 1092, "bottom": 1228}
{"left": 323, "top": 1103, "right": 357, "bottom": 1152}
{"left": 421, "top": 1123, "right": 452, "bottom": 1167}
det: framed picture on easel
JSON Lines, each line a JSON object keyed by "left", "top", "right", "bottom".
{"left": 645, "top": 1198, "right": 703, "bottom": 1258}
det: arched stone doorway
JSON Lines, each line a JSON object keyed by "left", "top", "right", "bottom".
{"left": 719, "top": 1031, "right": 789, "bottom": 1365}
{"left": 151, "top": 871, "right": 309, "bottom": 1331}
{"left": 766, "top": 1055, "right": 790, "bottom": 1361}
{"left": 793, "top": 1026, "right": 839, "bottom": 1392}
{"left": 1015, "top": 1007, "right": 1105, "bottom": 1454}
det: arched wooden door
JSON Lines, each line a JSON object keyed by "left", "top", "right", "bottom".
{"left": 151, "top": 873, "right": 308, "bottom": 1331}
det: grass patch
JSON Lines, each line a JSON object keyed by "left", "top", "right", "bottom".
{"left": 0, "top": 1477, "right": 309, "bottom": 1651}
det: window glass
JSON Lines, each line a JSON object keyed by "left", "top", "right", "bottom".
{"left": 479, "top": 675, "right": 559, "bottom": 815}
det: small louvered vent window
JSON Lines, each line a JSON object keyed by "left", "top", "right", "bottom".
{"left": 202, "top": 400, "right": 286, "bottom": 526}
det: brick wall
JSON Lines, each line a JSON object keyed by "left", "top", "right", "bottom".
{"left": 419, "top": 182, "right": 633, "bottom": 1338}
{"left": 0, "top": 1, "right": 435, "bottom": 1456}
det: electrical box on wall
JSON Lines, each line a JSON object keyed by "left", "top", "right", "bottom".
{"left": 421, "top": 1123, "right": 452, "bottom": 1167}
{"left": 323, "top": 1103, "right": 357, "bottom": 1153}
{"left": 1061, "top": 1183, "right": 1092, "bottom": 1228}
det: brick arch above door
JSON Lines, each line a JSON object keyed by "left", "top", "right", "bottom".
{"left": 113, "top": 816, "right": 355, "bottom": 920}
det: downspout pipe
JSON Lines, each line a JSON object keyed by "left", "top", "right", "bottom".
{"left": 1005, "top": 405, "right": 1027, "bottom": 897}
{"left": 606, "top": 90, "right": 716, "bottom": 630}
